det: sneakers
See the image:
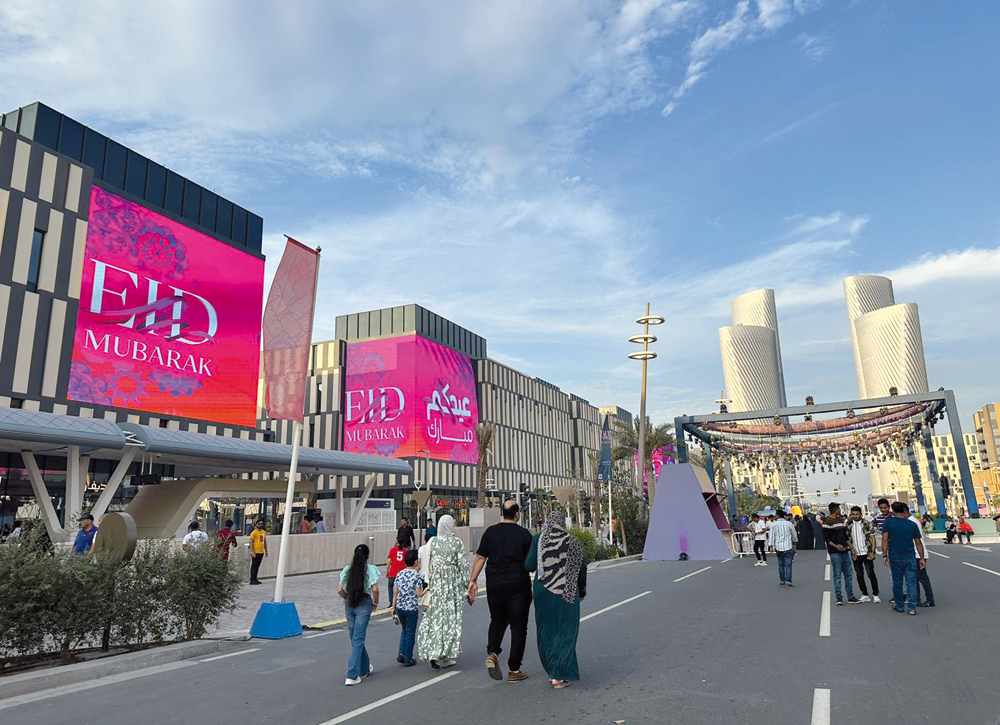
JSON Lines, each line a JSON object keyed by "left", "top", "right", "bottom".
{"left": 362, "top": 664, "right": 374, "bottom": 678}
{"left": 486, "top": 653, "right": 503, "bottom": 681}
{"left": 873, "top": 595, "right": 881, "bottom": 603}
{"left": 754, "top": 561, "right": 762, "bottom": 567}
{"left": 907, "top": 610, "right": 917, "bottom": 616}
{"left": 917, "top": 601, "right": 935, "bottom": 608}
{"left": 761, "top": 561, "right": 768, "bottom": 566}
{"left": 785, "top": 583, "right": 795, "bottom": 588}
{"left": 779, "top": 581, "right": 786, "bottom": 586}
{"left": 403, "top": 660, "right": 416, "bottom": 667}
{"left": 847, "top": 597, "right": 862, "bottom": 604}
{"left": 508, "top": 670, "right": 528, "bottom": 683}
{"left": 858, "top": 595, "right": 871, "bottom": 603}
{"left": 345, "top": 677, "right": 361, "bottom": 686}
{"left": 397, "top": 654, "right": 405, "bottom": 664}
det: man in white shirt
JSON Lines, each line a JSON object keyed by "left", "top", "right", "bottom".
{"left": 749, "top": 514, "right": 769, "bottom": 567}
{"left": 770, "top": 510, "right": 798, "bottom": 586}
{"left": 182, "top": 520, "right": 209, "bottom": 550}
{"left": 848, "top": 506, "right": 881, "bottom": 603}
{"left": 909, "top": 511, "right": 935, "bottom": 607}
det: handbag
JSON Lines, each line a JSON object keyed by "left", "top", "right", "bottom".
{"left": 418, "top": 543, "right": 433, "bottom": 611}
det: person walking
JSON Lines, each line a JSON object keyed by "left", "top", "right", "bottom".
{"left": 216, "top": 519, "right": 238, "bottom": 561}
{"left": 525, "top": 509, "right": 587, "bottom": 689}
{"left": 387, "top": 534, "right": 409, "bottom": 605}
{"left": 249, "top": 520, "right": 267, "bottom": 585}
{"left": 882, "top": 501, "right": 925, "bottom": 616}
{"left": 391, "top": 549, "right": 425, "bottom": 667}
{"left": 770, "top": 509, "right": 798, "bottom": 586}
{"left": 822, "top": 503, "right": 860, "bottom": 605}
{"left": 73, "top": 514, "right": 99, "bottom": 555}
{"left": 909, "top": 510, "right": 935, "bottom": 608}
{"left": 467, "top": 500, "right": 534, "bottom": 683}
{"left": 874, "top": 498, "right": 891, "bottom": 536}
{"left": 338, "top": 544, "right": 380, "bottom": 685}
{"left": 957, "top": 518, "right": 974, "bottom": 545}
{"left": 315, "top": 515, "right": 326, "bottom": 533}
{"left": 418, "top": 530, "right": 435, "bottom": 582}
{"left": 398, "top": 516, "right": 416, "bottom": 549}
{"left": 182, "top": 520, "right": 208, "bottom": 551}
{"left": 417, "top": 514, "right": 470, "bottom": 669}
{"left": 749, "top": 514, "right": 769, "bottom": 566}
{"left": 848, "top": 506, "right": 880, "bottom": 603}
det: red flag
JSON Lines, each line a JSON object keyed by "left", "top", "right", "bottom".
{"left": 262, "top": 238, "right": 320, "bottom": 421}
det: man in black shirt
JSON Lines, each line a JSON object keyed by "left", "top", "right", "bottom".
{"left": 468, "top": 499, "right": 533, "bottom": 683}
{"left": 397, "top": 517, "right": 416, "bottom": 549}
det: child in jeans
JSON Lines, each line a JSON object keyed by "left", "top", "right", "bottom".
{"left": 390, "top": 549, "right": 424, "bottom": 666}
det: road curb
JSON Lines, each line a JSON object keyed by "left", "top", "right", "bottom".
{"left": 590, "top": 554, "right": 643, "bottom": 570}
{"left": 0, "top": 639, "right": 245, "bottom": 701}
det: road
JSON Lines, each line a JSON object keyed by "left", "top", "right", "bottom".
{"left": 3, "top": 542, "right": 999, "bottom": 725}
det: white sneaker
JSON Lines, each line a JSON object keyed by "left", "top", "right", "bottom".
{"left": 859, "top": 595, "right": 871, "bottom": 603}
{"left": 754, "top": 561, "right": 761, "bottom": 566}
{"left": 761, "top": 561, "right": 768, "bottom": 566}
{"left": 363, "top": 664, "right": 374, "bottom": 678}
{"left": 873, "top": 595, "right": 881, "bottom": 603}
{"left": 345, "top": 677, "right": 361, "bottom": 686}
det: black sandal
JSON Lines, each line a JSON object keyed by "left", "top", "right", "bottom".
{"left": 430, "top": 660, "right": 440, "bottom": 670}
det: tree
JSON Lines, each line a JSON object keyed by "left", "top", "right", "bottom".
{"left": 735, "top": 490, "right": 782, "bottom": 517}
{"left": 612, "top": 416, "right": 676, "bottom": 508}
{"left": 475, "top": 421, "right": 496, "bottom": 508}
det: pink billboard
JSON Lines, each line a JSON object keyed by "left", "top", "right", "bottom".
{"left": 67, "top": 187, "right": 264, "bottom": 427}
{"left": 343, "top": 334, "right": 479, "bottom": 463}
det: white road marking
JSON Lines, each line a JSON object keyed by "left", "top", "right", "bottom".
{"left": 0, "top": 661, "right": 196, "bottom": 711}
{"left": 672, "top": 566, "right": 712, "bottom": 583}
{"left": 819, "top": 592, "right": 831, "bottom": 637}
{"left": 199, "top": 648, "right": 260, "bottom": 662}
{"left": 966, "top": 546, "right": 991, "bottom": 552}
{"left": 927, "top": 550, "right": 950, "bottom": 559}
{"left": 962, "top": 562, "right": 1000, "bottom": 577}
{"left": 304, "top": 629, "right": 343, "bottom": 639}
{"left": 580, "top": 591, "right": 652, "bottom": 622}
{"left": 811, "top": 688, "right": 831, "bottom": 725}
{"left": 720, "top": 557, "right": 733, "bottom": 563}
{"left": 824, "top": 565, "right": 831, "bottom": 581}
{"left": 318, "top": 671, "right": 460, "bottom": 724}
{"left": 593, "top": 559, "right": 638, "bottom": 570}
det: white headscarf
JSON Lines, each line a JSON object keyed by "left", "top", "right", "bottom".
{"left": 437, "top": 514, "right": 456, "bottom": 537}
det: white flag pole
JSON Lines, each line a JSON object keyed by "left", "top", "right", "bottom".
{"left": 273, "top": 419, "right": 302, "bottom": 603}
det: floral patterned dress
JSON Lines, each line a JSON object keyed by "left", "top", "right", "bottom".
{"left": 416, "top": 533, "right": 470, "bottom": 661}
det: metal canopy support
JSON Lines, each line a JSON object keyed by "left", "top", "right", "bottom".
{"left": 944, "top": 390, "right": 979, "bottom": 516}
{"left": 90, "top": 447, "right": 139, "bottom": 520}
{"left": 674, "top": 416, "right": 689, "bottom": 463}
{"left": 703, "top": 443, "right": 715, "bottom": 488}
{"left": 65, "top": 445, "right": 82, "bottom": 528}
{"left": 921, "top": 428, "right": 947, "bottom": 516}
{"left": 346, "top": 472, "right": 379, "bottom": 532}
{"left": 904, "top": 446, "right": 926, "bottom": 514}
{"left": 22, "top": 452, "right": 65, "bottom": 540}
{"left": 725, "top": 459, "right": 736, "bottom": 520}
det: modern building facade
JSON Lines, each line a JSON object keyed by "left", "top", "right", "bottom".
{"left": 973, "top": 403, "right": 1000, "bottom": 470}
{"left": 843, "top": 275, "right": 896, "bottom": 398}
{"left": 891, "top": 433, "right": 983, "bottom": 516}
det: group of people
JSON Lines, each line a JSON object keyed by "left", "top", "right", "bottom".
{"left": 337, "top": 502, "right": 588, "bottom": 690}
{"left": 944, "top": 516, "right": 975, "bottom": 544}
{"left": 749, "top": 498, "right": 937, "bottom": 615}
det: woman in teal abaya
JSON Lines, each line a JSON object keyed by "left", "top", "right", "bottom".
{"left": 525, "top": 509, "right": 588, "bottom": 689}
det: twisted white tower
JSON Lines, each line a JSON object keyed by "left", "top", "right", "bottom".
{"left": 854, "top": 303, "right": 929, "bottom": 398}
{"left": 731, "top": 288, "right": 786, "bottom": 406}
{"left": 718, "top": 324, "right": 785, "bottom": 414}
{"left": 843, "top": 275, "right": 895, "bottom": 397}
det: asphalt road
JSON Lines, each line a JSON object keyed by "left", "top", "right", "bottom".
{"left": 4, "top": 542, "right": 1000, "bottom": 725}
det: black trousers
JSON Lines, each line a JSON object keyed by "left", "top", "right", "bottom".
{"left": 486, "top": 585, "right": 532, "bottom": 671}
{"left": 753, "top": 540, "right": 767, "bottom": 561}
{"left": 852, "top": 556, "right": 880, "bottom": 596}
{"left": 250, "top": 553, "right": 264, "bottom": 583}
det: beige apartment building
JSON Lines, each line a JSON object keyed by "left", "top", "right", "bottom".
{"left": 890, "top": 433, "right": 985, "bottom": 515}
{"left": 973, "top": 403, "right": 1000, "bottom": 470}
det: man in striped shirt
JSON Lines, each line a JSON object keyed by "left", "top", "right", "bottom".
{"left": 770, "top": 509, "right": 799, "bottom": 587}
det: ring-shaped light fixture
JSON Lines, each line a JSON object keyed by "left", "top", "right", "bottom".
{"left": 628, "top": 350, "right": 657, "bottom": 361}
{"left": 636, "top": 314, "right": 665, "bottom": 325}
{"left": 628, "top": 334, "right": 658, "bottom": 345}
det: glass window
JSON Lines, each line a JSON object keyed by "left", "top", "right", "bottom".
{"left": 247, "top": 213, "right": 263, "bottom": 251}
{"left": 33, "top": 104, "right": 61, "bottom": 149}
{"left": 104, "top": 140, "right": 128, "bottom": 188}
{"left": 215, "top": 198, "right": 233, "bottom": 238}
{"left": 82, "top": 130, "right": 107, "bottom": 178}
{"left": 124, "top": 151, "right": 147, "bottom": 198}
{"left": 199, "top": 190, "right": 218, "bottom": 231}
{"left": 231, "top": 206, "right": 247, "bottom": 245}
{"left": 164, "top": 171, "right": 184, "bottom": 215}
{"left": 58, "top": 117, "right": 85, "bottom": 161}
{"left": 27, "top": 230, "right": 44, "bottom": 292}
{"left": 145, "top": 162, "right": 167, "bottom": 208}
{"left": 181, "top": 181, "right": 201, "bottom": 223}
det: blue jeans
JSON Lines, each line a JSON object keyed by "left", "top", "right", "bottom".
{"left": 387, "top": 577, "right": 395, "bottom": 606}
{"left": 889, "top": 555, "right": 919, "bottom": 613}
{"left": 397, "top": 609, "right": 418, "bottom": 662}
{"left": 830, "top": 552, "right": 854, "bottom": 601}
{"left": 345, "top": 598, "right": 372, "bottom": 679}
{"left": 776, "top": 548, "right": 795, "bottom": 582}
{"left": 916, "top": 564, "right": 934, "bottom": 604}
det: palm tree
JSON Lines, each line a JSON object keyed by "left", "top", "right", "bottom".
{"left": 612, "top": 416, "right": 676, "bottom": 508}
{"left": 475, "top": 422, "right": 497, "bottom": 508}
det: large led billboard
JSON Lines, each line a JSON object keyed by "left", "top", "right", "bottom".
{"left": 67, "top": 187, "right": 264, "bottom": 427}
{"left": 343, "top": 334, "right": 479, "bottom": 463}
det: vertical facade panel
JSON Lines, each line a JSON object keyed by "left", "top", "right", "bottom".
{"left": 38, "top": 153, "right": 58, "bottom": 203}
{"left": 67, "top": 218, "right": 87, "bottom": 299}
{"left": 37, "top": 208, "right": 63, "bottom": 292}
{"left": 12, "top": 198, "right": 38, "bottom": 284}
{"left": 12, "top": 291, "right": 40, "bottom": 393}
{"left": 41, "top": 298, "right": 67, "bottom": 397}
{"left": 11, "top": 140, "right": 31, "bottom": 192}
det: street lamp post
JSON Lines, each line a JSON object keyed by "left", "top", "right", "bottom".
{"left": 628, "top": 302, "right": 665, "bottom": 507}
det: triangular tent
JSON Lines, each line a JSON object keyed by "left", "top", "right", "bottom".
{"left": 643, "top": 464, "right": 731, "bottom": 561}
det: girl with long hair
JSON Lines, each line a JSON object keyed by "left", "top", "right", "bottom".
{"left": 337, "top": 543, "right": 381, "bottom": 685}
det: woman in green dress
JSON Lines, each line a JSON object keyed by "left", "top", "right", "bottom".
{"left": 526, "top": 509, "right": 588, "bottom": 689}
{"left": 417, "top": 514, "right": 470, "bottom": 669}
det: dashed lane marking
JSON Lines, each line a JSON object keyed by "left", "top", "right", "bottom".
{"left": 318, "top": 671, "right": 460, "bottom": 724}
{"left": 824, "top": 565, "right": 831, "bottom": 581}
{"left": 580, "top": 591, "right": 652, "bottom": 622}
{"left": 927, "top": 550, "right": 950, "bottom": 559}
{"left": 304, "top": 629, "right": 343, "bottom": 639}
{"left": 811, "top": 688, "right": 831, "bottom": 725}
{"left": 962, "top": 562, "right": 1000, "bottom": 577}
{"left": 199, "top": 648, "right": 260, "bottom": 662}
{"left": 819, "top": 592, "right": 831, "bottom": 637}
{"left": 672, "top": 566, "right": 712, "bottom": 583}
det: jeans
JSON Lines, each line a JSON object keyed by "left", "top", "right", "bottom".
{"left": 829, "top": 552, "right": 855, "bottom": 601}
{"left": 486, "top": 584, "right": 532, "bottom": 671}
{"left": 889, "top": 555, "right": 919, "bottom": 612}
{"left": 397, "top": 609, "right": 418, "bottom": 662}
{"left": 753, "top": 540, "right": 767, "bottom": 562}
{"left": 775, "top": 549, "right": 794, "bottom": 583}
{"left": 916, "top": 564, "right": 934, "bottom": 604}
{"left": 249, "top": 553, "right": 263, "bottom": 583}
{"left": 852, "top": 556, "right": 880, "bottom": 596}
{"left": 345, "top": 597, "right": 372, "bottom": 679}
{"left": 387, "top": 577, "right": 395, "bottom": 606}
{"left": 958, "top": 532, "right": 972, "bottom": 544}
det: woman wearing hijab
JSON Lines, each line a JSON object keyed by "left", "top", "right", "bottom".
{"left": 337, "top": 544, "right": 381, "bottom": 686}
{"left": 809, "top": 513, "right": 824, "bottom": 549}
{"left": 417, "top": 515, "right": 470, "bottom": 669}
{"left": 526, "top": 509, "right": 588, "bottom": 689}
{"left": 797, "top": 514, "right": 815, "bottom": 550}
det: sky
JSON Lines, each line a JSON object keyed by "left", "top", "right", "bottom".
{"left": 2, "top": 1, "right": 998, "bottom": 499}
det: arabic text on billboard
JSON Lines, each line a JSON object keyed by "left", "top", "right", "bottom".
{"left": 67, "top": 187, "right": 265, "bottom": 427}
{"left": 343, "top": 334, "right": 479, "bottom": 463}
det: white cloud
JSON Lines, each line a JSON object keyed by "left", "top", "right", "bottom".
{"left": 757, "top": 0, "right": 793, "bottom": 31}
{"left": 795, "top": 33, "right": 830, "bottom": 62}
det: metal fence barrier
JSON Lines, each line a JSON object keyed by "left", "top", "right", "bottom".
{"left": 731, "top": 531, "right": 753, "bottom": 558}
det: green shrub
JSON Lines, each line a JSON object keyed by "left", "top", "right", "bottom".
{"left": 623, "top": 518, "right": 649, "bottom": 555}
{"left": 569, "top": 529, "right": 599, "bottom": 563}
{"left": 164, "top": 543, "right": 242, "bottom": 640}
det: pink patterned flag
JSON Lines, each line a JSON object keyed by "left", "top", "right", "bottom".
{"left": 262, "top": 238, "right": 320, "bottom": 421}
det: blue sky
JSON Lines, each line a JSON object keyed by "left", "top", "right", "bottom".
{"left": 3, "top": 0, "right": 999, "bottom": 458}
